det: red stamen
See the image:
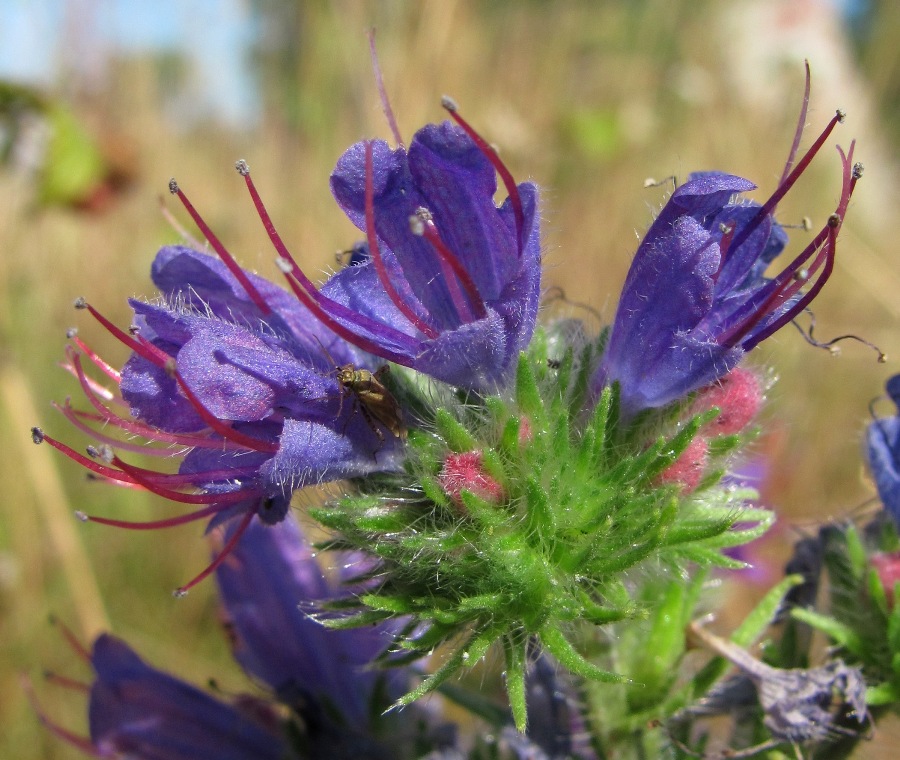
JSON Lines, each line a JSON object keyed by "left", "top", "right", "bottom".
{"left": 368, "top": 29, "right": 403, "bottom": 148}
{"left": 275, "top": 263, "right": 415, "bottom": 364}
{"left": 174, "top": 506, "right": 257, "bottom": 597}
{"left": 237, "top": 161, "right": 431, "bottom": 352}
{"left": 168, "top": 179, "right": 271, "bottom": 315}
{"left": 75, "top": 320, "right": 275, "bottom": 456}
{"left": 76, "top": 299, "right": 162, "bottom": 365}
{"left": 413, "top": 210, "right": 488, "bottom": 321}
{"left": 88, "top": 311, "right": 279, "bottom": 456}
{"left": 724, "top": 143, "right": 855, "bottom": 350}
{"left": 159, "top": 192, "right": 204, "bottom": 249}
{"left": 730, "top": 109, "right": 845, "bottom": 256}
{"left": 32, "top": 429, "right": 138, "bottom": 485}
{"left": 363, "top": 142, "right": 440, "bottom": 338}
{"left": 442, "top": 96, "right": 526, "bottom": 256}
{"left": 110, "top": 453, "right": 256, "bottom": 505}
{"left": 78, "top": 502, "right": 229, "bottom": 530}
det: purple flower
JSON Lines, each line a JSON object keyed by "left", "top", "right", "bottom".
{"left": 215, "top": 513, "right": 404, "bottom": 733}
{"left": 593, "top": 110, "right": 858, "bottom": 418}
{"left": 34, "top": 244, "right": 403, "bottom": 593}
{"left": 867, "top": 374, "right": 900, "bottom": 524}
{"left": 35, "top": 514, "right": 454, "bottom": 759}
{"left": 88, "top": 634, "right": 286, "bottom": 760}
{"left": 241, "top": 102, "right": 541, "bottom": 392}
{"left": 520, "top": 655, "right": 597, "bottom": 760}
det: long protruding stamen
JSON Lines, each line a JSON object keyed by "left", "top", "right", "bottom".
{"left": 730, "top": 109, "right": 845, "bottom": 256}
{"left": 77, "top": 502, "right": 229, "bottom": 530}
{"left": 109, "top": 453, "right": 255, "bottom": 505}
{"left": 363, "top": 142, "right": 440, "bottom": 338}
{"left": 74, "top": 298, "right": 164, "bottom": 364}
{"left": 21, "top": 676, "right": 100, "bottom": 757}
{"left": 724, "top": 142, "right": 856, "bottom": 350}
{"left": 167, "top": 178, "right": 272, "bottom": 315}
{"left": 275, "top": 261, "right": 415, "bottom": 364}
{"left": 66, "top": 330, "right": 121, "bottom": 383}
{"left": 368, "top": 29, "right": 403, "bottom": 148}
{"left": 49, "top": 614, "right": 92, "bottom": 663}
{"left": 33, "top": 428, "right": 139, "bottom": 485}
{"left": 442, "top": 96, "right": 526, "bottom": 255}
{"left": 237, "top": 160, "right": 434, "bottom": 349}
{"left": 158, "top": 192, "right": 204, "bottom": 250}
{"left": 66, "top": 319, "right": 276, "bottom": 455}
{"left": 43, "top": 672, "right": 90, "bottom": 693}
{"left": 56, "top": 399, "right": 238, "bottom": 454}
{"left": 173, "top": 506, "right": 257, "bottom": 597}
{"left": 779, "top": 61, "right": 812, "bottom": 186}
{"left": 411, "top": 208, "right": 487, "bottom": 322}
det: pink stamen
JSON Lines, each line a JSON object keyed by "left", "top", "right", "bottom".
{"left": 174, "top": 506, "right": 257, "bottom": 596}
{"left": 168, "top": 179, "right": 272, "bottom": 315}
{"left": 442, "top": 97, "right": 526, "bottom": 256}
{"left": 33, "top": 429, "right": 138, "bottom": 485}
{"left": 61, "top": 357, "right": 116, "bottom": 402}
{"left": 79, "top": 502, "right": 230, "bottom": 530}
{"left": 363, "top": 142, "right": 440, "bottom": 338}
{"left": 110, "top": 453, "right": 256, "bottom": 505}
{"left": 237, "top": 161, "right": 431, "bottom": 354}
{"left": 75, "top": 325, "right": 275, "bottom": 456}
{"left": 67, "top": 331, "right": 121, "bottom": 383}
{"left": 102, "top": 450, "right": 257, "bottom": 488}
{"left": 414, "top": 211, "right": 488, "bottom": 322}
{"left": 55, "top": 402, "right": 234, "bottom": 455}
{"left": 368, "top": 29, "right": 404, "bottom": 148}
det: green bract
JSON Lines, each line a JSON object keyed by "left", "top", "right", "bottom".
{"left": 313, "top": 325, "right": 772, "bottom": 731}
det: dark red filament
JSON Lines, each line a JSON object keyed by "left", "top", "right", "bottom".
{"left": 168, "top": 180, "right": 271, "bottom": 315}
{"left": 442, "top": 98, "right": 526, "bottom": 256}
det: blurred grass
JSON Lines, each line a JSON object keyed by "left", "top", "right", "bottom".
{"left": 1, "top": 1, "right": 899, "bottom": 756}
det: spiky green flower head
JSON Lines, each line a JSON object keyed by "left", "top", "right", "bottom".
{"left": 313, "top": 321, "right": 773, "bottom": 731}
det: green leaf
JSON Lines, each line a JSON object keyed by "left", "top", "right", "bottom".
{"left": 790, "top": 608, "right": 865, "bottom": 656}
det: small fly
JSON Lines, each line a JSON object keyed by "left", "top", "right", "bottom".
{"left": 334, "top": 363, "right": 407, "bottom": 443}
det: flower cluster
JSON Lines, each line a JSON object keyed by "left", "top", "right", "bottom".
{"left": 31, "top": 67, "right": 895, "bottom": 760}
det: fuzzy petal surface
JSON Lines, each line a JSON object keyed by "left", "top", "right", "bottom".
{"left": 89, "top": 634, "right": 285, "bottom": 760}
